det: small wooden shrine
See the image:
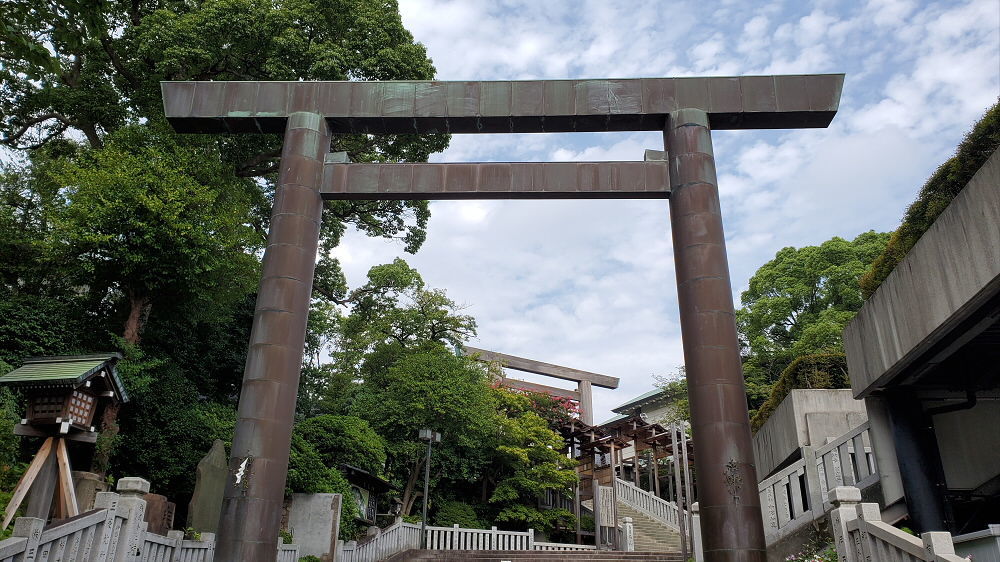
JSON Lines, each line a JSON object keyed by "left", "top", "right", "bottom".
{"left": 340, "top": 464, "right": 396, "bottom": 525}
{"left": 0, "top": 354, "right": 128, "bottom": 528}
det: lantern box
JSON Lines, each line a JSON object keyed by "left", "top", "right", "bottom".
{"left": 0, "top": 354, "right": 129, "bottom": 435}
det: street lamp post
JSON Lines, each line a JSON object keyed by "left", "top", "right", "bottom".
{"left": 418, "top": 428, "right": 441, "bottom": 549}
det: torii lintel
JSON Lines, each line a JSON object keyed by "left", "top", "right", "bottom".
{"left": 161, "top": 74, "right": 844, "bottom": 135}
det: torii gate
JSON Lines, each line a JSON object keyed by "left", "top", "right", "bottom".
{"left": 161, "top": 74, "right": 844, "bottom": 561}
{"left": 462, "top": 345, "right": 620, "bottom": 425}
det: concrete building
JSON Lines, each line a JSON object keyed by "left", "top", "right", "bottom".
{"left": 843, "top": 147, "right": 1000, "bottom": 535}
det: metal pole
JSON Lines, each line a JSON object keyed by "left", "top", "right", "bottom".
{"left": 421, "top": 438, "right": 432, "bottom": 549}
{"left": 216, "top": 112, "right": 330, "bottom": 562}
{"left": 666, "top": 108, "right": 766, "bottom": 561}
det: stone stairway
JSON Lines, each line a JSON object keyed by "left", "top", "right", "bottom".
{"left": 616, "top": 502, "right": 684, "bottom": 553}
{"left": 389, "top": 550, "right": 686, "bottom": 561}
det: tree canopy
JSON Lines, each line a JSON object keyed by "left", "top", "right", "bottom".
{"left": 737, "top": 231, "right": 890, "bottom": 410}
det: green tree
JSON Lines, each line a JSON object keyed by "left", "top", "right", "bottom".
{"left": 653, "top": 366, "right": 690, "bottom": 424}
{"left": 351, "top": 346, "right": 496, "bottom": 516}
{"left": 296, "top": 415, "right": 386, "bottom": 475}
{"left": 737, "top": 231, "right": 890, "bottom": 409}
{"left": 486, "top": 388, "right": 578, "bottom": 533}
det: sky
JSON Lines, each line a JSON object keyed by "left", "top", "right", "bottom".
{"left": 331, "top": 0, "right": 1000, "bottom": 423}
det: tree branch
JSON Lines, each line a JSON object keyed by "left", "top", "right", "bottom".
{"left": 1, "top": 113, "right": 74, "bottom": 148}
{"left": 236, "top": 148, "right": 282, "bottom": 177}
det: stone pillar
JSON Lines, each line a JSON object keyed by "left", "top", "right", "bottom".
{"left": 217, "top": 112, "right": 331, "bottom": 562}
{"left": 665, "top": 108, "right": 766, "bottom": 561}
{"left": 864, "top": 395, "right": 904, "bottom": 506}
{"left": 578, "top": 380, "right": 593, "bottom": 425}
{"left": 827, "top": 486, "right": 861, "bottom": 562}
{"left": 885, "top": 389, "right": 951, "bottom": 533}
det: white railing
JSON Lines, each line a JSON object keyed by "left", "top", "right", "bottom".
{"left": 276, "top": 543, "right": 300, "bottom": 562}
{"left": 829, "top": 486, "right": 969, "bottom": 562}
{"left": 339, "top": 519, "right": 422, "bottom": 562}
{"left": 613, "top": 478, "right": 684, "bottom": 531}
{"left": 426, "top": 524, "right": 532, "bottom": 550}
{"left": 338, "top": 520, "right": 596, "bottom": 561}
{"left": 759, "top": 421, "right": 879, "bottom": 543}
{"left": 0, "top": 478, "right": 296, "bottom": 562}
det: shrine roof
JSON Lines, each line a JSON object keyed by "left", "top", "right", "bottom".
{"left": 0, "top": 354, "right": 129, "bottom": 402}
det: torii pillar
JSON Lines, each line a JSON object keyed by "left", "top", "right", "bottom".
{"left": 162, "top": 74, "right": 843, "bottom": 562}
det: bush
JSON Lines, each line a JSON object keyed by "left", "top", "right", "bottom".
{"left": 750, "top": 353, "right": 849, "bottom": 431}
{"left": 295, "top": 415, "right": 386, "bottom": 474}
{"left": 861, "top": 102, "right": 1000, "bottom": 298}
{"left": 433, "top": 500, "right": 484, "bottom": 529}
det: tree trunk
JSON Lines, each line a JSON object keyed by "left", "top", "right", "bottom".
{"left": 400, "top": 457, "right": 423, "bottom": 516}
{"left": 123, "top": 292, "right": 151, "bottom": 344}
{"left": 90, "top": 402, "right": 121, "bottom": 475}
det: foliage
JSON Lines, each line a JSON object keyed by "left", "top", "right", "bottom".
{"left": 278, "top": 529, "right": 293, "bottom": 544}
{"left": 861, "top": 103, "right": 1000, "bottom": 299}
{"left": 112, "top": 351, "right": 238, "bottom": 497}
{"left": 298, "top": 556, "right": 322, "bottom": 562}
{"left": 0, "top": 0, "right": 450, "bottom": 529}
{"left": 738, "top": 231, "right": 890, "bottom": 410}
{"left": 653, "top": 366, "right": 690, "bottom": 424}
{"left": 487, "top": 388, "right": 578, "bottom": 533}
{"left": 750, "top": 354, "right": 849, "bottom": 432}
{"left": 296, "top": 415, "right": 387, "bottom": 475}
{"left": 285, "top": 432, "right": 362, "bottom": 540}
{"left": 433, "top": 500, "right": 484, "bottom": 529}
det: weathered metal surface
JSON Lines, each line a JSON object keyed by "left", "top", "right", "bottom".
{"left": 215, "top": 112, "right": 331, "bottom": 562}
{"left": 463, "top": 346, "right": 619, "bottom": 388}
{"left": 666, "top": 108, "right": 766, "bottom": 560}
{"left": 161, "top": 75, "right": 844, "bottom": 134}
{"left": 321, "top": 158, "right": 669, "bottom": 199}
{"left": 500, "top": 377, "right": 581, "bottom": 401}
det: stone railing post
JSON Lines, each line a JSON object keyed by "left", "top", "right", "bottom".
{"left": 115, "top": 477, "right": 150, "bottom": 562}
{"left": 622, "top": 517, "right": 635, "bottom": 551}
{"left": 167, "top": 530, "right": 184, "bottom": 562}
{"left": 828, "top": 486, "right": 861, "bottom": 562}
{"left": 94, "top": 492, "right": 122, "bottom": 561}
{"left": 691, "top": 502, "right": 704, "bottom": 562}
{"left": 12, "top": 517, "right": 45, "bottom": 560}
{"left": 802, "top": 446, "right": 824, "bottom": 513}
{"left": 201, "top": 532, "right": 216, "bottom": 560}
{"left": 922, "top": 531, "right": 959, "bottom": 559}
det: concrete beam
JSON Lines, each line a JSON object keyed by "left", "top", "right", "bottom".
{"left": 321, "top": 159, "right": 669, "bottom": 200}
{"left": 500, "top": 378, "right": 580, "bottom": 400}
{"left": 464, "top": 346, "right": 619, "bottom": 389}
{"left": 161, "top": 75, "right": 844, "bottom": 134}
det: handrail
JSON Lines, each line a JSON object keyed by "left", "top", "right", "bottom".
{"left": 758, "top": 421, "right": 880, "bottom": 544}
{"left": 830, "top": 487, "right": 968, "bottom": 562}
{"left": 614, "top": 477, "right": 684, "bottom": 531}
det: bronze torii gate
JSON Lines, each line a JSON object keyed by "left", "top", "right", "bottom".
{"left": 161, "top": 74, "right": 843, "bottom": 561}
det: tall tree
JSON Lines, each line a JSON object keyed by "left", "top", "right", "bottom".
{"left": 1, "top": 0, "right": 449, "bottom": 342}
{"left": 737, "top": 231, "right": 890, "bottom": 409}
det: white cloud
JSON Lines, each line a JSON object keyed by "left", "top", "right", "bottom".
{"left": 347, "top": 0, "right": 1000, "bottom": 421}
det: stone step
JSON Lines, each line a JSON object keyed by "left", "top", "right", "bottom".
{"left": 388, "top": 551, "right": 686, "bottom": 561}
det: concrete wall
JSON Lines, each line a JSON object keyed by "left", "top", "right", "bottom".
{"left": 933, "top": 401, "right": 1000, "bottom": 490}
{"left": 844, "top": 149, "right": 1000, "bottom": 397}
{"left": 753, "top": 389, "right": 867, "bottom": 478}
{"left": 286, "top": 493, "right": 341, "bottom": 561}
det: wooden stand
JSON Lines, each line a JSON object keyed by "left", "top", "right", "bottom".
{"left": 2, "top": 436, "right": 80, "bottom": 529}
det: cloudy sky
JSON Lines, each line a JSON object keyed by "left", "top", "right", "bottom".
{"left": 332, "top": 0, "right": 1000, "bottom": 422}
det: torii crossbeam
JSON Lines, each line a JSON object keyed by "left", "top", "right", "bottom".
{"left": 162, "top": 74, "right": 843, "bottom": 562}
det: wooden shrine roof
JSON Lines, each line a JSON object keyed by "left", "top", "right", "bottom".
{"left": 0, "top": 354, "right": 129, "bottom": 403}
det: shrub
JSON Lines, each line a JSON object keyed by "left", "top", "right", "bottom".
{"left": 751, "top": 353, "right": 849, "bottom": 432}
